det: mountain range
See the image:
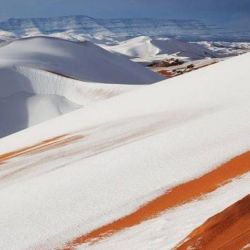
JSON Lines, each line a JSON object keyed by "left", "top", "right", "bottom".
{"left": 0, "top": 15, "right": 249, "bottom": 42}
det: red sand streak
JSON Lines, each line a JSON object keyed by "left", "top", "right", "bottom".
{"left": 62, "top": 151, "right": 250, "bottom": 250}
{"left": 175, "top": 195, "right": 250, "bottom": 250}
{"left": 0, "top": 134, "right": 83, "bottom": 164}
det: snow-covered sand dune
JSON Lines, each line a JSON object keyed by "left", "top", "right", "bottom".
{"left": 0, "top": 53, "right": 249, "bottom": 249}
{"left": 0, "top": 36, "right": 163, "bottom": 84}
{"left": 0, "top": 36, "right": 162, "bottom": 138}
{"left": 101, "top": 36, "right": 217, "bottom": 63}
{"left": 0, "top": 66, "right": 136, "bottom": 138}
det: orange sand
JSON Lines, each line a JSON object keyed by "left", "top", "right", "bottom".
{"left": 0, "top": 134, "right": 83, "bottom": 164}
{"left": 175, "top": 195, "right": 250, "bottom": 250}
{"left": 62, "top": 151, "right": 250, "bottom": 249}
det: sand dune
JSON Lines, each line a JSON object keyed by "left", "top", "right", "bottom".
{"left": 62, "top": 151, "right": 250, "bottom": 249}
{"left": 0, "top": 52, "right": 249, "bottom": 250}
{"left": 0, "top": 36, "right": 163, "bottom": 84}
{"left": 0, "top": 37, "right": 161, "bottom": 137}
{"left": 0, "top": 66, "right": 135, "bottom": 138}
{"left": 175, "top": 195, "right": 250, "bottom": 250}
{"left": 101, "top": 36, "right": 216, "bottom": 63}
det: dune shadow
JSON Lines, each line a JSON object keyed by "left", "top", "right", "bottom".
{"left": 0, "top": 67, "right": 34, "bottom": 138}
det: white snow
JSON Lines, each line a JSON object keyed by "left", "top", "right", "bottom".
{"left": 85, "top": 173, "right": 250, "bottom": 250}
{"left": 0, "top": 36, "right": 163, "bottom": 84}
{"left": 0, "top": 53, "right": 249, "bottom": 249}
{"left": 101, "top": 36, "right": 217, "bottom": 63}
{"left": 0, "top": 36, "right": 161, "bottom": 137}
{"left": 196, "top": 41, "right": 250, "bottom": 57}
{"left": 0, "top": 66, "right": 138, "bottom": 137}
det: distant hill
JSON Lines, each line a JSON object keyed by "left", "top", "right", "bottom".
{"left": 0, "top": 15, "right": 249, "bottom": 42}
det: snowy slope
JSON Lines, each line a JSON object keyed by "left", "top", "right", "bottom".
{"left": 0, "top": 36, "right": 161, "bottom": 137}
{"left": 102, "top": 36, "right": 217, "bottom": 62}
{"left": 0, "top": 53, "right": 249, "bottom": 250}
{"left": 0, "top": 66, "right": 136, "bottom": 138}
{"left": 0, "top": 37, "right": 163, "bottom": 84}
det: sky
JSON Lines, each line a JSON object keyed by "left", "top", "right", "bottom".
{"left": 0, "top": 0, "right": 249, "bottom": 23}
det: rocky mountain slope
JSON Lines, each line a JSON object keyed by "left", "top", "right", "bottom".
{"left": 0, "top": 15, "right": 249, "bottom": 42}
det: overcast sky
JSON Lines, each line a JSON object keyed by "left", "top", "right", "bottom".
{"left": 0, "top": 0, "right": 249, "bottom": 23}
